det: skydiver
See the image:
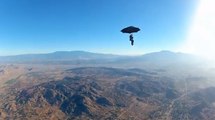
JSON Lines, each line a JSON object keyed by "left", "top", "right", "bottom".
{"left": 129, "top": 34, "right": 134, "bottom": 46}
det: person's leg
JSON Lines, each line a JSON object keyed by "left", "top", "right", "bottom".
{"left": 131, "top": 40, "right": 134, "bottom": 46}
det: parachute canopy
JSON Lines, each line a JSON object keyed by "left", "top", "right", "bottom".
{"left": 121, "top": 26, "right": 140, "bottom": 34}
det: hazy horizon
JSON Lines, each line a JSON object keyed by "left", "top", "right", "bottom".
{"left": 0, "top": 49, "right": 195, "bottom": 57}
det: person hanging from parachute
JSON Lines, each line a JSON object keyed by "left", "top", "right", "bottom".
{"left": 129, "top": 34, "right": 134, "bottom": 46}
{"left": 121, "top": 26, "right": 140, "bottom": 46}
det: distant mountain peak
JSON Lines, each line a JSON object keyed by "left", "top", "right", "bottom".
{"left": 53, "top": 50, "right": 91, "bottom": 54}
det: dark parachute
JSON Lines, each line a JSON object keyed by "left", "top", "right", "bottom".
{"left": 121, "top": 26, "right": 140, "bottom": 46}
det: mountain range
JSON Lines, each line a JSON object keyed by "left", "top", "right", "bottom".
{"left": 0, "top": 51, "right": 121, "bottom": 61}
{"left": 0, "top": 50, "right": 214, "bottom": 120}
{"left": 0, "top": 50, "right": 203, "bottom": 66}
{"left": 0, "top": 67, "right": 215, "bottom": 120}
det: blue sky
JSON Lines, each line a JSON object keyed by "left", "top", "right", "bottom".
{"left": 0, "top": 0, "right": 198, "bottom": 56}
